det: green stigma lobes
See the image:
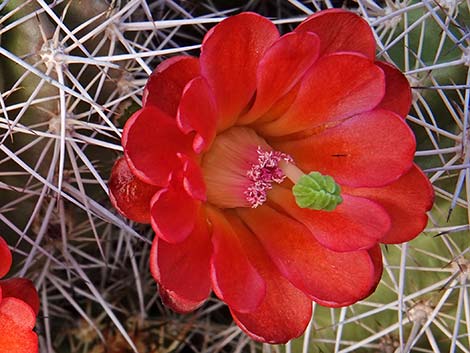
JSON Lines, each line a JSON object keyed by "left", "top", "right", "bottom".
{"left": 292, "top": 172, "right": 343, "bottom": 211}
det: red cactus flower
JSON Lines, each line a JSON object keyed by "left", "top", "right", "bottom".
{"left": 109, "top": 9, "right": 434, "bottom": 343}
{"left": 0, "top": 236, "right": 39, "bottom": 353}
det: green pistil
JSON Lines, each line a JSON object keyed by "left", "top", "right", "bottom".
{"left": 292, "top": 172, "right": 343, "bottom": 211}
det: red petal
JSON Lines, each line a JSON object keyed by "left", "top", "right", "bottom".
{"left": 179, "top": 154, "right": 206, "bottom": 201}
{"left": 259, "top": 53, "right": 385, "bottom": 136}
{"left": 143, "top": 56, "right": 200, "bottom": 116}
{"left": 226, "top": 214, "right": 312, "bottom": 344}
{"left": 177, "top": 77, "right": 218, "bottom": 153}
{"left": 200, "top": 12, "right": 279, "bottom": 130}
{"left": 237, "top": 205, "right": 376, "bottom": 306}
{"left": 312, "top": 247, "right": 383, "bottom": 308}
{"left": 367, "top": 244, "right": 383, "bottom": 295}
{"left": 208, "top": 209, "right": 265, "bottom": 313}
{"left": 0, "top": 297, "right": 38, "bottom": 353}
{"left": 239, "top": 31, "right": 320, "bottom": 124}
{"left": 375, "top": 61, "right": 412, "bottom": 118}
{"left": 150, "top": 210, "right": 212, "bottom": 310}
{"left": 0, "top": 236, "right": 12, "bottom": 278}
{"left": 150, "top": 178, "right": 200, "bottom": 244}
{"left": 313, "top": 244, "right": 384, "bottom": 306}
{"left": 158, "top": 286, "right": 206, "bottom": 314}
{"left": 296, "top": 9, "right": 376, "bottom": 59}
{"left": 0, "top": 279, "right": 40, "bottom": 316}
{"left": 108, "top": 157, "right": 159, "bottom": 224}
{"left": 269, "top": 186, "right": 391, "bottom": 252}
{"left": 273, "top": 109, "right": 416, "bottom": 187}
{"left": 123, "top": 106, "right": 193, "bottom": 187}
{"left": 345, "top": 164, "right": 434, "bottom": 244}
{"left": 254, "top": 83, "right": 302, "bottom": 126}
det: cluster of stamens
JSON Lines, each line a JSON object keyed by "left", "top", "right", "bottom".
{"left": 244, "top": 147, "right": 293, "bottom": 208}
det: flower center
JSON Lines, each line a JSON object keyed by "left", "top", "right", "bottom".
{"left": 201, "top": 127, "right": 291, "bottom": 209}
{"left": 244, "top": 147, "right": 293, "bottom": 208}
{"left": 201, "top": 127, "right": 344, "bottom": 211}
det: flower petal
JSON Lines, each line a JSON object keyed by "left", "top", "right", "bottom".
{"left": 158, "top": 286, "right": 206, "bottom": 314}
{"left": 239, "top": 31, "right": 320, "bottom": 124}
{"left": 259, "top": 53, "right": 385, "bottom": 136}
{"left": 0, "top": 279, "right": 40, "bottom": 316}
{"left": 108, "top": 157, "right": 159, "bottom": 224}
{"left": 312, "top": 244, "right": 383, "bottom": 307}
{"left": 273, "top": 109, "right": 416, "bottom": 187}
{"left": 208, "top": 209, "right": 265, "bottom": 313}
{"left": 179, "top": 154, "right": 206, "bottom": 201}
{"left": 254, "top": 83, "right": 301, "bottom": 125}
{"left": 143, "top": 56, "right": 200, "bottom": 116}
{"left": 295, "top": 9, "right": 376, "bottom": 59}
{"left": 123, "top": 106, "right": 193, "bottom": 187}
{"left": 345, "top": 164, "right": 434, "bottom": 244}
{"left": 367, "top": 244, "right": 383, "bottom": 294}
{"left": 150, "top": 178, "right": 200, "bottom": 244}
{"left": 177, "top": 76, "right": 218, "bottom": 153}
{"left": 226, "top": 214, "right": 312, "bottom": 344}
{"left": 150, "top": 211, "right": 212, "bottom": 311}
{"left": 0, "top": 297, "right": 38, "bottom": 353}
{"left": 237, "top": 205, "right": 376, "bottom": 306}
{"left": 200, "top": 12, "right": 279, "bottom": 130}
{"left": 0, "top": 236, "right": 12, "bottom": 279}
{"left": 375, "top": 61, "right": 412, "bottom": 118}
{"left": 269, "top": 186, "right": 391, "bottom": 252}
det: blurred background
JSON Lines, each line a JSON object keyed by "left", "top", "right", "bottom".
{"left": 0, "top": 0, "right": 469, "bottom": 352}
